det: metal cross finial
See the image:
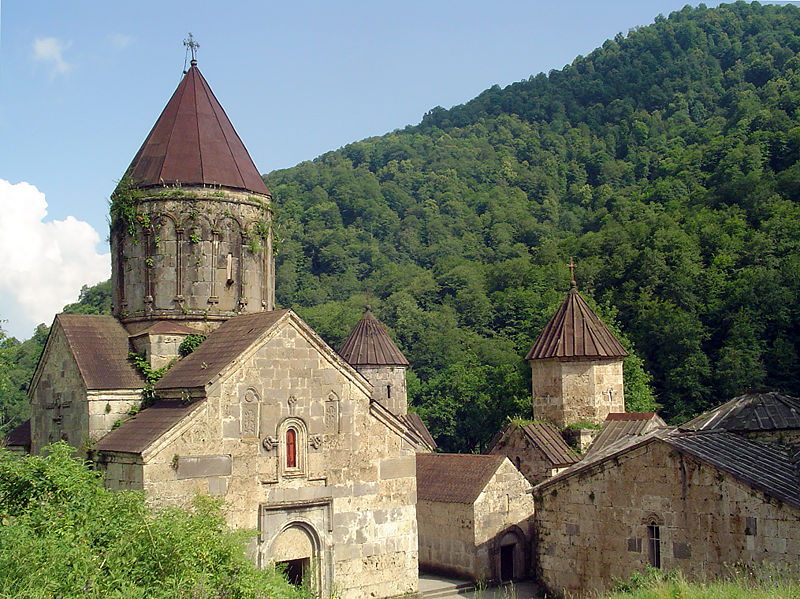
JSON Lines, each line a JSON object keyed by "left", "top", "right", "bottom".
{"left": 567, "top": 258, "right": 577, "bottom": 287}
{"left": 184, "top": 33, "right": 200, "bottom": 64}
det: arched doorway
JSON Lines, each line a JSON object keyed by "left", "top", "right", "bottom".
{"left": 494, "top": 526, "right": 528, "bottom": 582}
{"left": 268, "top": 523, "right": 321, "bottom": 591}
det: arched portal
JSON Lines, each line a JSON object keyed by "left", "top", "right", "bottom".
{"left": 268, "top": 522, "right": 321, "bottom": 591}
{"left": 493, "top": 525, "right": 528, "bottom": 582}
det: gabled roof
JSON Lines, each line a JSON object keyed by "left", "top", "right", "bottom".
{"left": 584, "top": 412, "right": 667, "bottom": 459}
{"left": 156, "top": 310, "right": 289, "bottom": 390}
{"left": 526, "top": 282, "right": 627, "bottom": 361}
{"left": 4, "top": 419, "right": 31, "bottom": 449}
{"left": 487, "top": 421, "right": 578, "bottom": 467}
{"left": 125, "top": 61, "right": 269, "bottom": 195}
{"left": 536, "top": 429, "right": 800, "bottom": 511}
{"left": 56, "top": 314, "right": 144, "bottom": 390}
{"left": 681, "top": 391, "right": 800, "bottom": 433}
{"left": 400, "top": 413, "right": 437, "bottom": 451}
{"left": 94, "top": 400, "right": 203, "bottom": 455}
{"left": 416, "top": 453, "right": 507, "bottom": 504}
{"left": 338, "top": 307, "right": 409, "bottom": 367}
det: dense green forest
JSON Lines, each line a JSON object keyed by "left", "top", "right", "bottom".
{"left": 3, "top": 2, "right": 800, "bottom": 453}
{"left": 264, "top": 1, "right": 800, "bottom": 449}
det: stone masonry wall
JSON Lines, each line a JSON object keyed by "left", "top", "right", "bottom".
{"left": 133, "top": 316, "right": 417, "bottom": 599}
{"left": 417, "top": 499, "right": 476, "bottom": 579}
{"left": 489, "top": 427, "right": 561, "bottom": 486}
{"left": 474, "top": 460, "right": 535, "bottom": 580}
{"left": 534, "top": 440, "right": 800, "bottom": 597}
{"left": 30, "top": 322, "right": 87, "bottom": 454}
{"left": 532, "top": 358, "right": 624, "bottom": 428}
{"left": 111, "top": 188, "right": 275, "bottom": 333}
{"left": 357, "top": 366, "right": 407, "bottom": 415}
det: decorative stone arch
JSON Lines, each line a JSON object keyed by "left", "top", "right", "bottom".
{"left": 266, "top": 521, "right": 322, "bottom": 592}
{"left": 215, "top": 215, "right": 243, "bottom": 311}
{"left": 491, "top": 524, "right": 528, "bottom": 583}
{"left": 642, "top": 513, "right": 664, "bottom": 568}
{"left": 278, "top": 417, "right": 308, "bottom": 478}
{"left": 151, "top": 213, "right": 179, "bottom": 310}
{"left": 181, "top": 212, "right": 213, "bottom": 303}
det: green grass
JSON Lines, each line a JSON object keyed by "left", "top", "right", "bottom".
{"left": 604, "top": 566, "right": 800, "bottom": 599}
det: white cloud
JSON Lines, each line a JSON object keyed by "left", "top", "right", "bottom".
{"left": 108, "top": 33, "right": 133, "bottom": 51}
{"left": 0, "top": 179, "right": 110, "bottom": 336}
{"left": 32, "top": 37, "right": 72, "bottom": 77}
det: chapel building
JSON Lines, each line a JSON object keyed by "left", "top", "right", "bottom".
{"left": 19, "top": 57, "right": 423, "bottom": 599}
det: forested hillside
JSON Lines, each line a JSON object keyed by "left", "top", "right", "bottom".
{"left": 265, "top": 1, "right": 800, "bottom": 450}
{"left": 4, "top": 3, "right": 800, "bottom": 453}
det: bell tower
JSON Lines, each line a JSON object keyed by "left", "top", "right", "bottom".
{"left": 110, "top": 52, "right": 274, "bottom": 334}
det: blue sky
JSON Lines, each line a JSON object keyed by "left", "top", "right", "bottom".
{"left": 0, "top": 0, "right": 754, "bottom": 339}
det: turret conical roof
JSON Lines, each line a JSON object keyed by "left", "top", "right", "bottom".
{"left": 125, "top": 61, "right": 269, "bottom": 195}
{"left": 526, "top": 282, "right": 628, "bottom": 361}
{"left": 339, "top": 307, "right": 409, "bottom": 367}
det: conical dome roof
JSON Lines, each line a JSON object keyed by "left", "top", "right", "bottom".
{"left": 526, "top": 282, "right": 627, "bottom": 360}
{"left": 339, "top": 307, "right": 409, "bottom": 367}
{"left": 125, "top": 61, "right": 269, "bottom": 194}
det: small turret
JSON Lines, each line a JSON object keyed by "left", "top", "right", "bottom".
{"left": 339, "top": 304, "right": 410, "bottom": 415}
{"left": 525, "top": 266, "right": 627, "bottom": 429}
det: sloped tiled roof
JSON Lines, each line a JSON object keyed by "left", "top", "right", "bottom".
{"left": 526, "top": 283, "right": 627, "bottom": 360}
{"left": 584, "top": 412, "right": 667, "bottom": 459}
{"left": 416, "top": 453, "right": 506, "bottom": 504}
{"left": 400, "top": 413, "right": 437, "bottom": 451}
{"left": 536, "top": 429, "right": 800, "bottom": 511}
{"left": 681, "top": 392, "right": 800, "bottom": 432}
{"left": 4, "top": 419, "right": 31, "bottom": 449}
{"left": 338, "top": 308, "right": 409, "bottom": 367}
{"left": 487, "top": 422, "right": 578, "bottom": 467}
{"left": 129, "top": 320, "right": 200, "bottom": 338}
{"left": 94, "top": 400, "right": 203, "bottom": 455}
{"left": 125, "top": 61, "right": 269, "bottom": 195}
{"left": 57, "top": 314, "right": 144, "bottom": 390}
{"left": 156, "top": 310, "right": 288, "bottom": 390}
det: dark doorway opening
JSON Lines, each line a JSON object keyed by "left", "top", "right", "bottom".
{"left": 500, "top": 544, "right": 515, "bottom": 581}
{"left": 280, "top": 557, "right": 309, "bottom": 586}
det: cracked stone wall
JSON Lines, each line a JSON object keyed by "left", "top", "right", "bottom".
{"left": 534, "top": 440, "right": 800, "bottom": 597}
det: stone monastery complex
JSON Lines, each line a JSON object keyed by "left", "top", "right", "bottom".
{"left": 7, "top": 57, "right": 800, "bottom": 598}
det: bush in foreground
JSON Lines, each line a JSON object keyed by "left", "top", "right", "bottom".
{"left": 0, "top": 443, "right": 311, "bottom": 599}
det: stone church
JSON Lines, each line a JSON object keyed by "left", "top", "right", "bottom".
{"left": 18, "top": 57, "right": 433, "bottom": 599}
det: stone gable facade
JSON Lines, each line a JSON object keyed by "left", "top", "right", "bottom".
{"left": 96, "top": 312, "right": 418, "bottom": 598}
{"left": 534, "top": 436, "right": 800, "bottom": 597}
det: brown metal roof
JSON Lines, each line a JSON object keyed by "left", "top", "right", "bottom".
{"left": 57, "top": 314, "right": 145, "bottom": 390}
{"left": 416, "top": 453, "right": 506, "bottom": 504}
{"left": 94, "top": 399, "right": 203, "bottom": 455}
{"left": 526, "top": 283, "right": 627, "bottom": 360}
{"left": 400, "top": 413, "right": 437, "bottom": 451}
{"left": 4, "top": 419, "right": 31, "bottom": 449}
{"left": 486, "top": 421, "right": 579, "bottom": 467}
{"left": 338, "top": 308, "right": 409, "bottom": 367}
{"left": 681, "top": 391, "right": 800, "bottom": 433}
{"left": 584, "top": 412, "right": 667, "bottom": 459}
{"left": 129, "top": 320, "right": 201, "bottom": 338}
{"left": 155, "top": 310, "right": 289, "bottom": 390}
{"left": 125, "top": 62, "right": 269, "bottom": 195}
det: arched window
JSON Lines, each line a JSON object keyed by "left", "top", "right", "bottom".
{"left": 286, "top": 428, "right": 297, "bottom": 469}
{"left": 647, "top": 521, "right": 661, "bottom": 568}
